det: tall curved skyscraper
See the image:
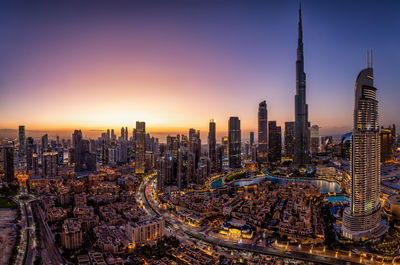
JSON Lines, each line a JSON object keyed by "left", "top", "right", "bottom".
{"left": 342, "top": 52, "right": 387, "bottom": 241}
{"left": 294, "top": 5, "right": 310, "bottom": 167}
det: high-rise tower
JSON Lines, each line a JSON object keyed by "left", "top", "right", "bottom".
{"left": 208, "top": 119, "right": 217, "bottom": 172}
{"left": 284, "top": 122, "right": 295, "bottom": 158}
{"left": 0, "top": 142, "right": 14, "bottom": 183}
{"left": 258, "top": 101, "right": 268, "bottom": 163}
{"left": 135, "top": 121, "right": 146, "bottom": 174}
{"left": 294, "top": 5, "right": 310, "bottom": 167}
{"left": 228, "top": 117, "right": 241, "bottom": 168}
{"left": 268, "top": 121, "right": 282, "bottom": 163}
{"left": 19, "top": 125, "right": 26, "bottom": 157}
{"left": 342, "top": 52, "right": 387, "bottom": 241}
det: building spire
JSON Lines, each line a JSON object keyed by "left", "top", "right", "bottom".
{"left": 298, "top": 2, "right": 303, "bottom": 42}
{"left": 366, "top": 49, "right": 373, "bottom": 68}
{"left": 370, "top": 49, "right": 373, "bottom": 68}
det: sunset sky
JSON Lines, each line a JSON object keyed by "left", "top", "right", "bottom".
{"left": 0, "top": 0, "right": 399, "bottom": 141}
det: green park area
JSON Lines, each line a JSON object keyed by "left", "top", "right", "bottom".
{"left": 0, "top": 197, "right": 18, "bottom": 209}
{"left": 225, "top": 172, "right": 248, "bottom": 182}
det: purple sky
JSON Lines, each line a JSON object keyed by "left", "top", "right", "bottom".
{"left": 0, "top": 0, "right": 398, "bottom": 141}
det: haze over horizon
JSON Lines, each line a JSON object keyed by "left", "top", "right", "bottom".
{"left": 0, "top": 0, "right": 399, "bottom": 140}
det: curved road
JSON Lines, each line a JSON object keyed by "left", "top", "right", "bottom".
{"left": 139, "top": 175, "right": 363, "bottom": 265}
{"left": 12, "top": 194, "right": 36, "bottom": 265}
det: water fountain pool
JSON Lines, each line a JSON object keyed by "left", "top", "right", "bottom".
{"left": 210, "top": 170, "right": 345, "bottom": 199}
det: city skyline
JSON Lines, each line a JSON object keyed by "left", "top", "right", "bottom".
{"left": 1, "top": 2, "right": 400, "bottom": 264}
{"left": 0, "top": 1, "right": 399, "bottom": 136}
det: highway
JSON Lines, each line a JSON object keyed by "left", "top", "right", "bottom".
{"left": 138, "top": 174, "right": 365, "bottom": 265}
{"left": 24, "top": 202, "right": 36, "bottom": 265}
{"left": 33, "top": 202, "right": 65, "bottom": 265}
{"left": 12, "top": 194, "right": 36, "bottom": 265}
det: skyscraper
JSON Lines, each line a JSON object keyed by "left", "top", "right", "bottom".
{"left": 228, "top": 117, "right": 241, "bottom": 168}
{"left": 73, "top": 130, "right": 96, "bottom": 172}
{"left": 216, "top": 146, "right": 223, "bottom": 172}
{"left": 42, "top": 152, "right": 58, "bottom": 177}
{"left": 250, "top": 132, "right": 256, "bottom": 161}
{"left": 73, "top": 130, "right": 82, "bottom": 171}
{"left": 26, "top": 137, "right": 35, "bottom": 171}
{"left": 42, "top": 134, "right": 49, "bottom": 153}
{"left": 208, "top": 119, "right": 217, "bottom": 173}
{"left": 391, "top": 124, "right": 397, "bottom": 149}
{"left": 258, "top": 101, "right": 268, "bottom": 163}
{"left": 249, "top": 132, "right": 254, "bottom": 149}
{"left": 244, "top": 141, "right": 250, "bottom": 160}
{"left": 73, "top": 130, "right": 83, "bottom": 171}
{"left": 135, "top": 121, "right": 146, "bottom": 174}
{"left": 177, "top": 149, "right": 188, "bottom": 189}
{"left": 221, "top": 136, "right": 228, "bottom": 161}
{"left": 284, "top": 122, "right": 295, "bottom": 158}
{"left": 380, "top": 127, "right": 393, "bottom": 163}
{"left": 268, "top": 121, "right": 282, "bottom": 163}
{"left": 294, "top": 6, "right": 310, "bottom": 167}
{"left": 32, "top": 154, "right": 39, "bottom": 175}
{"left": 111, "top": 129, "right": 116, "bottom": 141}
{"left": 18, "top": 125, "right": 26, "bottom": 156}
{"left": 121, "top": 127, "right": 125, "bottom": 141}
{"left": 0, "top": 142, "right": 14, "bottom": 183}
{"left": 189, "top": 128, "right": 201, "bottom": 170}
{"left": 342, "top": 53, "right": 387, "bottom": 241}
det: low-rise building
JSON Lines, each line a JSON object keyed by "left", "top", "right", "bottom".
{"left": 61, "top": 218, "right": 83, "bottom": 249}
{"left": 126, "top": 215, "right": 164, "bottom": 245}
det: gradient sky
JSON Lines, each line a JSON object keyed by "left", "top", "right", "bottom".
{"left": 0, "top": 0, "right": 399, "bottom": 140}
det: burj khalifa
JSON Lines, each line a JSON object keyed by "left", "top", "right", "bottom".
{"left": 294, "top": 5, "right": 310, "bottom": 167}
